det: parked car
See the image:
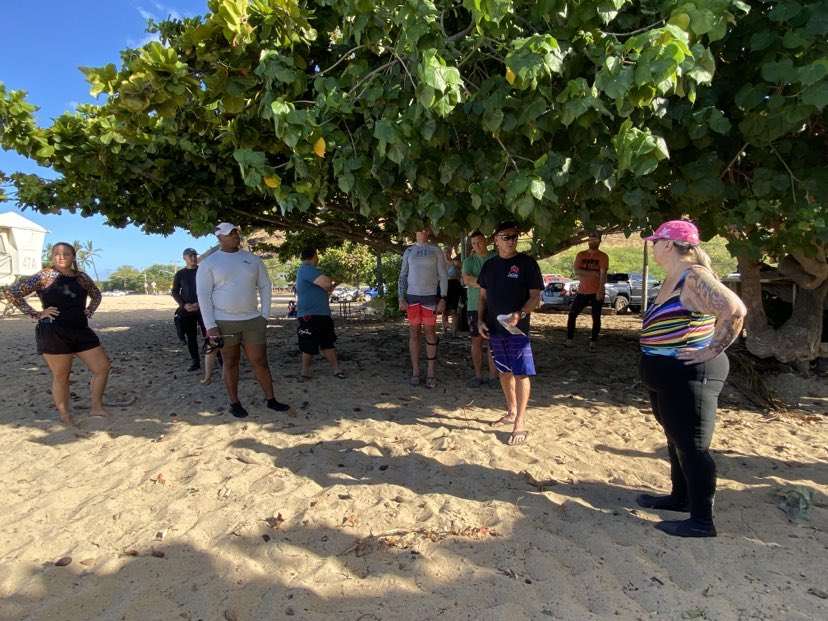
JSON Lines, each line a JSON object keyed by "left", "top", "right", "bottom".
{"left": 330, "top": 285, "right": 359, "bottom": 303}
{"left": 604, "top": 273, "right": 661, "bottom": 313}
{"left": 539, "top": 280, "right": 579, "bottom": 311}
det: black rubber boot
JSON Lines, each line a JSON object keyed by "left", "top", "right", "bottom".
{"left": 655, "top": 518, "right": 717, "bottom": 538}
{"left": 636, "top": 493, "right": 690, "bottom": 512}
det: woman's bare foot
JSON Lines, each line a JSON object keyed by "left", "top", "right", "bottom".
{"left": 200, "top": 375, "right": 212, "bottom": 385}
{"left": 90, "top": 407, "right": 111, "bottom": 418}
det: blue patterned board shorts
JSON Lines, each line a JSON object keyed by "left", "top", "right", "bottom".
{"left": 489, "top": 335, "right": 536, "bottom": 377}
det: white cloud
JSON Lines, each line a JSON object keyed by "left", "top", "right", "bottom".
{"left": 153, "top": 1, "right": 182, "bottom": 20}
{"left": 127, "top": 32, "right": 161, "bottom": 48}
{"left": 137, "top": 6, "right": 156, "bottom": 21}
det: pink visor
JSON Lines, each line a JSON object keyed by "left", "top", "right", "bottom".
{"left": 645, "top": 220, "right": 700, "bottom": 246}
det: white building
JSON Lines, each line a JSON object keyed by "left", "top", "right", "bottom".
{"left": 0, "top": 212, "right": 48, "bottom": 286}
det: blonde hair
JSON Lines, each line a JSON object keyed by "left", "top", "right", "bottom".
{"left": 674, "top": 241, "right": 714, "bottom": 276}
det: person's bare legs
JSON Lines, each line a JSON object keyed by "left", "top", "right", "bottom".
{"left": 301, "top": 352, "right": 313, "bottom": 378}
{"left": 43, "top": 353, "right": 74, "bottom": 425}
{"left": 486, "top": 347, "right": 497, "bottom": 381}
{"left": 495, "top": 372, "right": 517, "bottom": 425}
{"left": 321, "top": 348, "right": 339, "bottom": 374}
{"left": 408, "top": 324, "right": 421, "bottom": 379}
{"left": 512, "top": 375, "right": 531, "bottom": 436}
{"left": 243, "top": 342, "right": 275, "bottom": 400}
{"left": 424, "top": 323, "right": 438, "bottom": 380}
{"left": 471, "top": 336, "right": 484, "bottom": 379}
{"left": 76, "top": 346, "right": 112, "bottom": 417}
{"left": 201, "top": 351, "right": 217, "bottom": 385}
{"left": 221, "top": 343, "right": 242, "bottom": 403}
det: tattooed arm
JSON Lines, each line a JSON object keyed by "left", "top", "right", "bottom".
{"left": 677, "top": 265, "right": 747, "bottom": 363}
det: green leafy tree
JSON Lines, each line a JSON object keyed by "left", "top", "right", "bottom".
{"left": 104, "top": 265, "right": 144, "bottom": 292}
{"left": 1, "top": 0, "right": 826, "bottom": 360}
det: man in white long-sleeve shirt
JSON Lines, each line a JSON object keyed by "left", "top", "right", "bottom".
{"left": 398, "top": 225, "right": 448, "bottom": 389}
{"left": 197, "top": 222, "right": 290, "bottom": 418}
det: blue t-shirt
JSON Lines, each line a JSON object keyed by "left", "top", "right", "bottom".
{"left": 296, "top": 263, "right": 331, "bottom": 316}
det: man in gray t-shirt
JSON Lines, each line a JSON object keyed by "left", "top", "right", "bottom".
{"left": 398, "top": 225, "right": 448, "bottom": 388}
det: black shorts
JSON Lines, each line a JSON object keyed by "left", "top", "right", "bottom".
{"left": 36, "top": 321, "right": 101, "bottom": 355}
{"left": 297, "top": 315, "right": 337, "bottom": 355}
{"left": 446, "top": 279, "right": 462, "bottom": 311}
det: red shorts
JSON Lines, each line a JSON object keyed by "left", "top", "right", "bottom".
{"left": 406, "top": 301, "right": 437, "bottom": 326}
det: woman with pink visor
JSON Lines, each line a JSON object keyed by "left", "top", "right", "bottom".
{"left": 637, "top": 220, "right": 747, "bottom": 538}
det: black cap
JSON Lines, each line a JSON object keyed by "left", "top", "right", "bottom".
{"left": 183, "top": 248, "right": 198, "bottom": 256}
{"left": 494, "top": 221, "right": 520, "bottom": 235}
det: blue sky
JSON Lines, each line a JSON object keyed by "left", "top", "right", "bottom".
{"left": 1, "top": 1, "right": 211, "bottom": 277}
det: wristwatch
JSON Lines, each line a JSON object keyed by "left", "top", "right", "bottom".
{"left": 519, "top": 311, "right": 527, "bottom": 319}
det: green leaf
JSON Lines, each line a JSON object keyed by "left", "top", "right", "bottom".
{"left": 515, "top": 194, "right": 535, "bottom": 218}
{"left": 768, "top": 1, "right": 802, "bottom": 23}
{"left": 530, "top": 178, "right": 546, "bottom": 200}
{"left": 750, "top": 31, "right": 776, "bottom": 52}
{"left": 482, "top": 108, "right": 504, "bottom": 133}
{"left": 762, "top": 59, "right": 795, "bottom": 83}
{"left": 802, "top": 82, "right": 828, "bottom": 108}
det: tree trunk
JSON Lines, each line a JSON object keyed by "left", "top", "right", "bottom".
{"left": 738, "top": 254, "right": 827, "bottom": 363}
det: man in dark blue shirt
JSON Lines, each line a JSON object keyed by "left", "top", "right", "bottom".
{"left": 477, "top": 222, "right": 543, "bottom": 446}
{"left": 295, "top": 248, "right": 344, "bottom": 379}
{"left": 171, "top": 248, "right": 203, "bottom": 371}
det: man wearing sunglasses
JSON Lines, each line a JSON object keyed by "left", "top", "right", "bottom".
{"left": 477, "top": 222, "right": 543, "bottom": 445}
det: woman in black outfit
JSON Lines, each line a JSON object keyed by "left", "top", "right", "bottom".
{"left": 3, "top": 242, "right": 111, "bottom": 426}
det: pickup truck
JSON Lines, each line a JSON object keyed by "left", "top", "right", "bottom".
{"left": 604, "top": 273, "right": 661, "bottom": 313}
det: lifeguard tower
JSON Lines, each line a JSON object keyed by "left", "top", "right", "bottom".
{"left": 0, "top": 212, "right": 48, "bottom": 316}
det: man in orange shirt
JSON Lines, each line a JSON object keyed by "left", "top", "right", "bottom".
{"left": 566, "top": 232, "right": 609, "bottom": 351}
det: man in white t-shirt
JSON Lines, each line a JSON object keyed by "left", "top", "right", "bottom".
{"left": 197, "top": 222, "right": 290, "bottom": 418}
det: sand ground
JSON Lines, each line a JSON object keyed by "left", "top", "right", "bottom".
{"left": 0, "top": 295, "right": 825, "bottom": 621}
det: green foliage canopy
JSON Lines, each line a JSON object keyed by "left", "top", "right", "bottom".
{"left": 0, "top": 0, "right": 825, "bottom": 264}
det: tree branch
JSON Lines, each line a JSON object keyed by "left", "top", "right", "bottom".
{"left": 225, "top": 206, "right": 403, "bottom": 254}
{"left": 602, "top": 21, "right": 665, "bottom": 38}
{"left": 317, "top": 45, "right": 365, "bottom": 77}
{"left": 720, "top": 143, "right": 749, "bottom": 179}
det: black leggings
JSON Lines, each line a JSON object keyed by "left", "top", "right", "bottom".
{"left": 567, "top": 293, "right": 602, "bottom": 341}
{"left": 640, "top": 353, "right": 730, "bottom": 523}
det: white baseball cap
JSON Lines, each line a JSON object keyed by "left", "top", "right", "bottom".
{"left": 214, "top": 222, "right": 239, "bottom": 236}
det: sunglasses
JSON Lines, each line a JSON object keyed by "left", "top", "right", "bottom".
{"left": 202, "top": 336, "right": 224, "bottom": 355}
{"left": 498, "top": 233, "right": 519, "bottom": 241}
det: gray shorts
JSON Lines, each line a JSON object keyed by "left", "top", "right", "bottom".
{"left": 215, "top": 316, "right": 267, "bottom": 347}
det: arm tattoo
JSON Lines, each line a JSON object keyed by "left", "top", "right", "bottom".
{"left": 685, "top": 268, "right": 730, "bottom": 314}
{"left": 709, "top": 316, "right": 743, "bottom": 355}
{"left": 685, "top": 267, "right": 745, "bottom": 354}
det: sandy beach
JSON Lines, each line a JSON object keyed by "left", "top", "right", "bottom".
{"left": 0, "top": 295, "right": 825, "bottom": 621}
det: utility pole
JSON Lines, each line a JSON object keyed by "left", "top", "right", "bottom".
{"left": 642, "top": 241, "right": 650, "bottom": 313}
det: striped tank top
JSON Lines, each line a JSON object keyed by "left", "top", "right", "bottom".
{"left": 640, "top": 270, "right": 715, "bottom": 357}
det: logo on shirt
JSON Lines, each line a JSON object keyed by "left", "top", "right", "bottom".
{"left": 243, "top": 259, "right": 251, "bottom": 264}
{"left": 507, "top": 265, "right": 520, "bottom": 279}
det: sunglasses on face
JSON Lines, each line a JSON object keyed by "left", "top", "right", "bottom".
{"left": 498, "top": 233, "right": 519, "bottom": 241}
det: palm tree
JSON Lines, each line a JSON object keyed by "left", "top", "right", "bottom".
{"left": 71, "top": 240, "right": 102, "bottom": 282}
